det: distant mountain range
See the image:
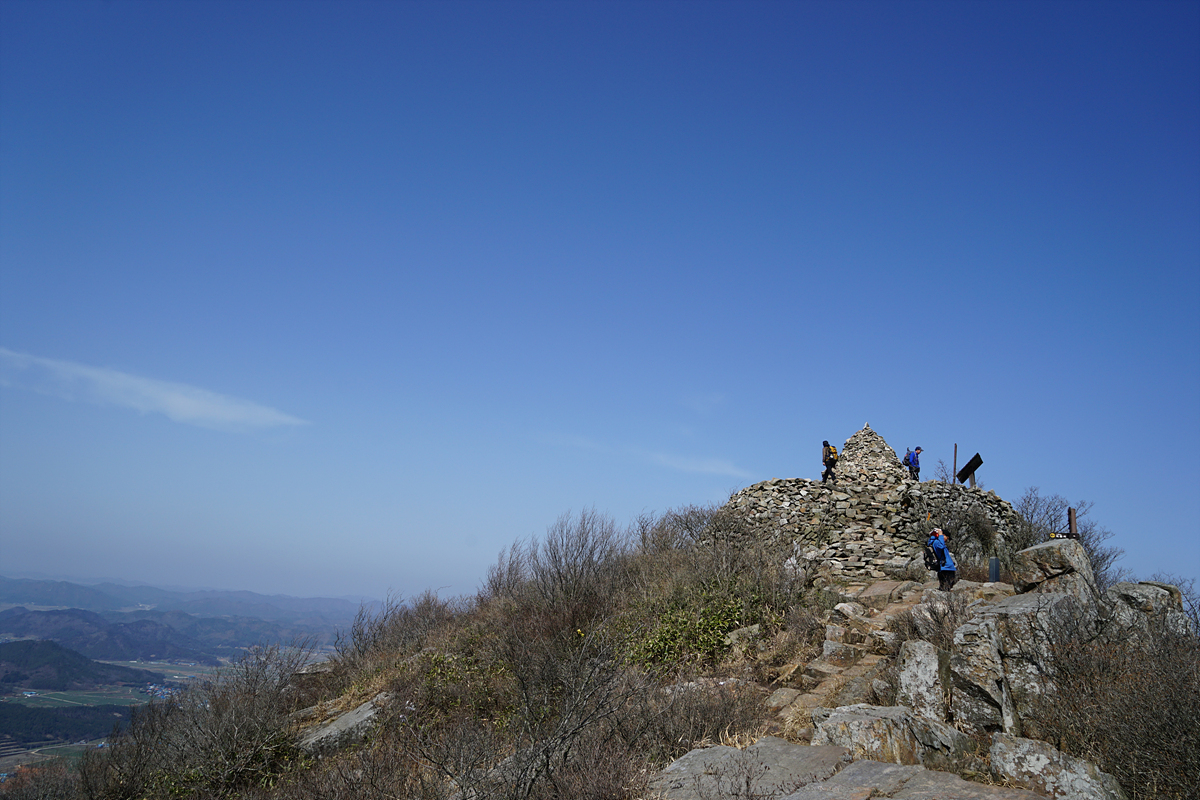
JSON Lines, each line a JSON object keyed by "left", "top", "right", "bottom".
{"left": 0, "top": 607, "right": 220, "bottom": 665}
{"left": 0, "top": 575, "right": 367, "bottom": 622}
{"left": 0, "top": 639, "right": 163, "bottom": 691}
{"left": 0, "top": 575, "right": 374, "bottom": 662}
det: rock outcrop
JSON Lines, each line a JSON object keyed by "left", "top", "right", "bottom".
{"left": 1011, "top": 538, "right": 1100, "bottom": 604}
{"left": 649, "top": 735, "right": 1048, "bottom": 800}
{"left": 648, "top": 736, "right": 851, "bottom": 799}
{"left": 810, "top": 703, "right": 977, "bottom": 772}
{"left": 989, "top": 733, "right": 1129, "bottom": 800}
{"left": 295, "top": 691, "right": 392, "bottom": 756}
{"left": 1104, "top": 580, "right": 1192, "bottom": 636}
{"left": 653, "top": 534, "right": 1179, "bottom": 798}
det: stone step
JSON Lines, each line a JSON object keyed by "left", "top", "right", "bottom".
{"left": 804, "top": 661, "right": 843, "bottom": 682}
{"left": 822, "top": 640, "right": 869, "bottom": 667}
{"left": 774, "top": 662, "right": 802, "bottom": 684}
{"left": 765, "top": 687, "right": 801, "bottom": 710}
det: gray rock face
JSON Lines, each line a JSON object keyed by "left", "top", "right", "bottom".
{"left": 779, "top": 759, "right": 1045, "bottom": 799}
{"left": 990, "top": 733, "right": 1128, "bottom": 800}
{"left": 296, "top": 692, "right": 391, "bottom": 756}
{"left": 648, "top": 737, "right": 850, "bottom": 800}
{"left": 810, "top": 704, "right": 975, "bottom": 772}
{"left": 1104, "top": 581, "right": 1192, "bottom": 636}
{"left": 1011, "top": 539, "right": 1099, "bottom": 604}
{"left": 949, "top": 611, "right": 1015, "bottom": 735}
{"left": 896, "top": 640, "right": 947, "bottom": 721}
{"left": 950, "top": 592, "right": 1088, "bottom": 737}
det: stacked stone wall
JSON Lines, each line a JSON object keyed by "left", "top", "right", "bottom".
{"left": 718, "top": 425, "right": 1021, "bottom": 583}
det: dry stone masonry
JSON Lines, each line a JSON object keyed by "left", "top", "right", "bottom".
{"left": 719, "top": 425, "right": 1021, "bottom": 584}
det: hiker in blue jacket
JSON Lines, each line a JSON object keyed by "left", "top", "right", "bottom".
{"left": 903, "top": 447, "right": 922, "bottom": 481}
{"left": 928, "top": 528, "right": 957, "bottom": 591}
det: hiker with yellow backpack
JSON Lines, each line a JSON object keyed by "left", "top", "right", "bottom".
{"left": 822, "top": 440, "right": 838, "bottom": 484}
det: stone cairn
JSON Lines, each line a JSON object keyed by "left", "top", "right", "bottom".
{"left": 717, "top": 424, "right": 1022, "bottom": 583}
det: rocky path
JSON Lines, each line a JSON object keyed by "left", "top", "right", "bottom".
{"left": 766, "top": 578, "right": 928, "bottom": 733}
{"left": 649, "top": 577, "right": 1042, "bottom": 799}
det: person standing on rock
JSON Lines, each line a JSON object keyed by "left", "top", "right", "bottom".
{"left": 928, "top": 528, "right": 957, "bottom": 591}
{"left": 903, "top": 447, "right": 922, "bottom": 481}
{"left": 821, "top": 440, "right": 838, "bottom": 483}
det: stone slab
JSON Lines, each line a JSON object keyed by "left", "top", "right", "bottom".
{"left": 780, "top": 759, "right": 1045, "bottom": 800}
{"left": 649, "top": 738, "right": 851, "bottom": 800}
{"left": 766, "top": 687, "right": 801, "bottom": 710}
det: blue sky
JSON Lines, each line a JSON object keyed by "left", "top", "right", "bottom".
{"left": 1, "top": 0, "right": 1197, "bottom": 600}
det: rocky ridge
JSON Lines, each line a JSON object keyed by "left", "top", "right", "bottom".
{"left": 652, "top": 536, "right": 1190, "bottom": 799}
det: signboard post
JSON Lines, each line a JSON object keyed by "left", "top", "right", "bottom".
{"left": 956, "top": 453, "right": 983, "bottom": 488}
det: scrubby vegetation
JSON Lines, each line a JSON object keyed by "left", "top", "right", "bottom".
{"left": 1035, "top": 613, "right": 1200, "bottom": 800}
{"left": 33, "top": 507, "right": 798, "bottom": 800}
{"left": 4, "top": 499, "right": 1196, "bottom": 800}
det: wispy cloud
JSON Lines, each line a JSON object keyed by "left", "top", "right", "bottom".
{"left": 0, "top": 348, "right": 309, "bottom": 431}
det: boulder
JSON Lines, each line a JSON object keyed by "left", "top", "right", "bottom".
{"left": 1011, "top": 539, "right": 1098, "bottom": 604}
{"left": 1104, "top": 581, "right": 1192, "bottom": 637}
{"left": 990, "top": 733, "right": 1128, "bottom": 800}
{"left": 822, "top": 640, "right": 866, "bottom": 667}
{"left": 811, "top": 704, "right": 975, "bottom": 771}
{"left": 896, "top": 640, "right": 947, "bottom": 721}
{"left": 907, "top": 595, "right": 965, "bottom": 641}
{"left": 766, "top": 687, "right": 801, "bottom": 711}
{"left": 724, "top": 623, "right": 762, "bottom": 654}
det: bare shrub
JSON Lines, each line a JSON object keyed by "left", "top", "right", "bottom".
{"left": 888, "top": 593, "right": 971, "bottom": 653}
{"left": 529, "top": 509, "right": 627, "bottom": 611}
{"left": 0, "top": 760, "right": 79, "bottom": 800}
{"left": 334, "top": 591, "right": 463, "bottom": 679}
{"left": 483, "top": 539, "right": 530, "bottom": 603}
{"left": 1012, "top": 488, "right": 1125, "bottom": 589}
{"left": 1035, "top": 616, "right": 1200, "bottom": 800}
{"left": 761, "top": 606, "right": 826, "bottom": 676}
{"left": 632, "top": 505, "right": 716, "bottom": 554}
{"left": 637, "top": 681, "right": 765, "bottom": 764}
{"left": 396, "top": 629, "right": 655, "bottom": 800}
{"left": 480, "top": 509, "right": 632, "bottom": 635}
{"left": 80, "top": 642, "right": 314, "bottom": 800}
